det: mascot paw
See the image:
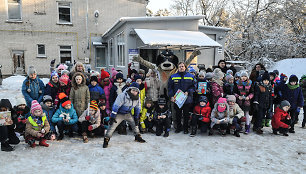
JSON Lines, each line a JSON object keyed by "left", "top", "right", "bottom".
{"left": 132, "top": 55, "right": 141, "bottom": 62}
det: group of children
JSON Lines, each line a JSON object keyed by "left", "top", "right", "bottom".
{"left": 0, "top": 61, "right": 305, "bottom": 151}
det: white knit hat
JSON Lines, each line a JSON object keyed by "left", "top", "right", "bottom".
{"left": 15, "top": 96, "right": 26, "bottom": 106}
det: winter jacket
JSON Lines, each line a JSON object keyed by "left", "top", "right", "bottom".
{"left": 228, "top": 103, "right": 244, "bottom": 124}
{"left": 210, "top": 103, "right": 230, "bottom": 128}
{"left": 13, "top": 106, "right": 30, "bottom": 120}
{"left": 145, "top": 76, "right": 160, "bottom": 102}
{"left": 109, "top": 82, "right": 128, "bottom": 108}
{"left": 272, "top": 107, "right": 291, "bottom": 129}
{"left": 140, "top": 106, "right": 154, "bottom": 129}
{"left": 100, "top": 79, "right": 113, "bottom": 112}
{"left": 70, "top": 72, "right": 90, "bottom": 117}
{"left": 301, "top": 79, "right": 306, "bottom": 106}
{"left": 153, "top": 106, "right": 171, "bottom": 123}
{"left": 223, "top": 82, "right": 236, "bottom": 97}
{"left": 25, "top": 114, "right": 50, "bottom": 138}
{"left": 278, "top": 78, "right": 304, "bottom": 110}
{"left": 88, "top": 84, "right": 105, "bottom": 102}
{"left": 211, "top": 81, "right": 224, "bottom": 106}
{"left": 234, "top": 79, "right": 254, "bottom": 111}
{"left": 41, "top": 102, "right": 56, "bottom": 132}
{"left": 22, "top": 76, "right": 45, "bottom": 106}
{"left": 254, "top": 82, "right": 273, "bottom": 109}
{"left": 44, "top": 81, "right": 59, "bottom": 102}
{"left": 54, "top": 84, "right": 71, "bottom": 108}
{"left": 52, "top": 104, "right": 78, "bottom": 125}
{"left": 111, "top": 87, "right": 141, "bottom": 119}
{"left": 78, "top": 108, "right": 101, "bottom": 130}
{"left": 168, "top": 71, "right": 196, "bottom": 104}
{"left": 193, "top": 103, "right": 211, "bottom": 123}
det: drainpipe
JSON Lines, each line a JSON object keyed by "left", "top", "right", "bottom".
{"left": 86, "top": 0, "right": 89, "bottom": 50}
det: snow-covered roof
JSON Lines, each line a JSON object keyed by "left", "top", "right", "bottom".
{"left": 134, "top": 29, "right": 221, "bottom": 48}
{"left": 199, "top": 25, "right": 231, "bottom": 32}
{"left": 102, "top": 16, "right": 205, "bottom": 38}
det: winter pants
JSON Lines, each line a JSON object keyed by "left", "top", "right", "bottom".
{"left": 228, "top": 117, "right": 241, "bottom": 130}
{"left": 144, "top": 119, "right": 154, "bottom": 130}
{"left": 105, "top": 113, "right": 140, "bottom": 138}
{"left": 254, "top": 107, "right": 267, "bottom": 130}
{"left": 81, "top": 121, "right": 104, "bottom": 136}
{"left": 244, "top": 111, "right": 250, "bottom": 125}
{"left": 0, "top": 125, "right": 19, "bottom": 144}
{"left": 212, "top": 123, "right": 228, "bottom": 130}
{"left": 56, "top": 121, "right": 78, "bottom": 134}
{"left": 171, "top": 102, "right": 177, "bottom": 129}
{"left": 288, "top": 109, "right": 298, "bottom": 131}
{"left": 303, "top": 106, "right": 306, "bottom": 123}
{"left": 156, "top": 118, "right": 171, "bottom": 136}
{"left": 199, "top": 122, "right": 209, "bottom": 133}
{"left": 174, "top": 103, "right": 192, "bottom": 132}
{"left": 25, "top": 135, "right": 46, "bottom": 144}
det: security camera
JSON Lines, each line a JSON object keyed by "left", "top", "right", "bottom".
{"left": 94, "top": 10, "right": 99, "bottom": 18}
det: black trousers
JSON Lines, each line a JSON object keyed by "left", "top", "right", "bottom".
{"left": 288, "top": 109, "right": 298, "bottom": 131}
{"left": 0, "top": 125, "right": 19, "bottom": 143}
{"left": 174, "top": 103, "right": 192, "bottom": 131}
{"left": 56, "top": 121, "right": 78, "bottom": 134}
{"left": 81, "top": 121, "right": 104, "bottom": 136}
{"left": 255, "top": 107, "right": 267, "bottom": 129}
{"left": 212, "top": 123, "right": 228, "bottom": 130}
{"left": 156, "top": 118, "right": 171, "bottom": 136}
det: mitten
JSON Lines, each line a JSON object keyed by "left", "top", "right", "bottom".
{"left": 88, "top": 125, "right": 93, "bottom": 131}
{"left": 41, "top": 129, "right": 46, "bottom": 134}
{"left": 50, "top": 59, "right": 56, "bottom": 65}
{"left": 85, "top": 116, "right": 91, "bottom": 121}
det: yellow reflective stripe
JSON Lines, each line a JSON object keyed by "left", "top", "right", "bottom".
{"left": 184, "top": 77, "right": 194, "bottom": 80}
{"left": 28, "top": 116, "right": 46, "bottom": 131}
{"left": 172, "top": 77, "right": 182, "bottom": 80}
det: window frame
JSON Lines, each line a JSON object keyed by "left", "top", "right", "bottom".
{"left": 116, "top": 32, "right": 125, "bottom": 67}
{"left": 37, "top": 44, "right": 46, "bottom": 58}
{"left": 57, "top": 1, "right": 72, "bottom": 25}
{"left": 59, "top": 45, "right": 73, "bottom": 64}
{"left": 6, "top": 0, "right": 23, "bottom": 22}
{"left": 108, "top": 38, "right": 114, "bottom": 66}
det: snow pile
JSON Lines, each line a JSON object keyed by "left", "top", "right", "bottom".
{"left": 269, "top": 58, "right": 306, "bottom": 79}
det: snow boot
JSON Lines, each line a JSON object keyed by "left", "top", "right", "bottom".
{"left": 39, "top": 139, "right": 49, "bottom": 147}
{"left": 8, "top": 136, "right": 20, "bottom": 145}
{"left": 256, "top": 128, "right": 263, "bottom": 135}
{"left": 82, "top": 133, "right": 88, "bottom": 143}
{"left": 302, "top": 121, "right": 305, "bottom": 128}
{"left": 208, "top": 129, "right": 213, "bottom": 136}
{"left": 163, "top": 131, "right": 169, "bottom": 137}
{"left": 265, "top": 119, "right": 271, "bottom": 127}
{"left": 289, "top": 129, "right": 295, "bottom": 133}
{"left": 261, "top": 119, "right": 266, "bottom": 128}
{"left": 220, "top": 129, "right": 226, "bottom": 136}
{"left": 135, "top": 134, "right": 146, "bottom": 143}
{"left": 244, "top": 125, "right": 250, "bottom": 134}
{"left": 273, "top": 129, "right": 278, "bottom": 135}
{"left": 28, "top": 138, "right": 36, "bottom": 148}
{"left": 103, "top": 137, "right": 110, "bottom": 148}
{"left": 283, "top": 133, "right": 289, "bottom": 136}
{"left": 68, "top": 131, "right": 74, "bottom": 137}
{"left": 234, "top": 130, "right": 240, "bottom": 137}
{"left": 57, "top": 133, "right": 64, "bottom": 140}
{"left": 190, "top": 126, "right": 196, "bottom": 137}
{"left": 1, "top": 141, "right": 14, "bottom": 152}
{"left": 148, "top": 128, "right": 156, "bottom": 134}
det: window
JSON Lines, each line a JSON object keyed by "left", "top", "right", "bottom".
{"left": 108, "top": 39, "right": 114, "bottom": 66}
{"left": 96, "top": 47, "right": 106, "bottom": 67}
{"left": 59, "top": 46, "right": 72, "bottom": 64}
{"left": 34, "top": 0, "right": 46, "bottom": 15}
{"left": 58, "top": 2, "right": 71, "bottom": 24}
{"left": 117, "top": 32, "right": 125, "bottom": 66}
{"left": 37, "top": 44, "right": 46, "bottom": 57}
{"left": 7, "top": 0, "right": 22, "bottom": 21}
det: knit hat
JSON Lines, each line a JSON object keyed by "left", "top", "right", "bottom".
{"left": 15, "top": 96, "right": 26, "bottom": 106}
{"left": 205, "top": 72, "right": 214, "bottom": 80}
{"left": 27, "top": 66, "right": 37, "bottom": 76}
{"left": 280, "top": 100, "right": 290, "bottom": 109}
{"left": 131, "top": 69, "right": 138, "bottom": 75}
{"left": 98, "top": 100, "right": 106, "bottom": 107}
{"left": 130, "top": 82, "right": 139, "bottom": 89}
{"left": 261, "top": 72, "right": 270, "bottom": 81}
{"left": 226, "top": 69, "right": 233, "bottom": 75}
{"left": 217, "top": 97, "right": 227, "bottom": 104}
{"left": 59, "top": 74, "right": 69, "bottom": 85}
{"left": 58, "top": 93, "right": 71, "bottom": 107}
{"left": 198, "top": 96, "right": 208, "bottom": 103}
{"left": 301, "top": 75, "right": 306, "bottom": 81}
{"left": 226, "top": 95, "right": 236, "bottom": 103}
{"left": 139, "top": 69, "right": 145, "bottom": 75}
{"left": 234, "top": 72, "right": 241, "bottom": 78}
{"left": 100, "top": 69, "right": 110, "bottom": 80}
{"left": 289, "top": 75, "right": 298, "bottom": 83}
{"left": 225, "top": 74, "right": 234, "bottom": 82}
{"left": 158, "top": 97, "right": 167, "bottom": 105}
{"left": 31, "top": 100, "right": 43, "bottom": 115}
{"left": 145, "top": 98, "right": 154, "bottom": 107}
{"left": 198, "top": 71, "right": 205, "bottom": 77}
{"left": 57, "top": 64, "right": 68, "bottom": 70}
{"left": 90, "top": 71, "right": 100, "bottom": 78}
{"left": 43, "top": 95, "right": 53, "bottom": 103}
{"left": 269, "top": 72, "right": 276, "bottom": 79}
{"left": 188, "top": 66, "right": 196, "bottom": 73}
{"left": 273, "top": 70, "right": 279, "bottom": 76}
{"left": 61, "top": 70, "right": 70, "bottom": 76}
{"left": 111, "top": 68, "right": 118, "bottom": 78}
{"left": 90, "top": 100, "right": 99, "bottom": 111}
{"left": 134, "top": 74, "right": 142, "bottom": 81}
{"left": 280, "top": 73, "right": 287, "bottom": 81}
{"left": 240, "top": 71, "right": 248, "bottom": 77}
{"left": 116, "top": 73, "right": 124, "bottom": 80}
{"left": 51, "top": 70, "right": 59, "bottom": 78}
{"left": 90, "top": 76, "right": 99, "bottom": 83}
{"left": 213, "top": 68, "right": 224, "bottom": 80}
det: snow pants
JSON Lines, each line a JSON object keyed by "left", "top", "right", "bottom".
{"left": 156, "top": 118, "right": 171, "bottom": 136}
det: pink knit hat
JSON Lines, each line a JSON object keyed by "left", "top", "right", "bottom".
{"left": 111, "top": 68, "right": 118, "bottom": 78}
{"left": 217, "top": 97, "right": 227, "bottom": 104}
{"left": 31, "top": 100, "right": 43, "bottom": 115}
{"left": 57, "top": 64, "right": 67, "bottom": 70}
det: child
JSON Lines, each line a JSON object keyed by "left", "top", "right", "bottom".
{"left": 0, "top": 99, "right": 20, "bottom": 151}
{"left": 211, "top": 68, "right": 224, "bottom": 106}
{"left": 54, "top": 74, "right": 71, "bottom": 109}
{"left": 52, "top": 93, "right": 78, "bottom": 140}
{"left": 145, "top": 69, "right": 160, "bottom": 107}
{"left": 99, "top": 101, "right": 110, "bottom": 134}
{"left": 134, "top": 74, "right": 146, "bottom": 111}
{"left": 110, "top": 73, "right": 128, "bottom": 108}
{"left": 154, "top": 97, "right": 171, "bottom": 137}
{"left": 226, "top": 95, "right": 244, "bottom": 137}
{"left": 40, "top": 95, "right": 56, "bottom": 140}
{"left": 99, "top": 69, "right": 112, "bottom": 113}
{"left": 209, "top": 98, "right": 229, "bottom": 136}
{"left": 190, "top": 96, "right": 211, "bottom": 137}
{"left": 45, "top": 70, "right": 59, "bottom": 102}
{"left": 140, "top": 99, "right": 155, "bottom": 133}
{"left": 25, "top": 100, "right": 50, "bottom": 148}
{"left": 70, "top": 72, "right": 90, "bottom": 117}
{"left": 223, "top": 74, "right": 235, "bottom": 97}
{"left": 195, "top": 71, "right": 211, "bottom": 106}
{"left": 79, "top": 101, "right": 102, "bottom": 143}
{"left": 88, "top": 75, "right": 105, "bottom": 103}
{"left": 253, "top": 72, "right": 273, "bottom": 134}
{"left": 234, "top": 71, "right": 254, "bottom": 134}
{"left": 14, "top": 96, "right": 30, "bottom": 134}
{"left": 272, "top": 100, "right": 291, "bottom": 136}
{"left": 300, "top": 75, "right": 306, "bottom": 128}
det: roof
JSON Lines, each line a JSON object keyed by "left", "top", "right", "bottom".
{"left": 199, "top": 25, "right": 231, "bottom": 32}
{"left": 134, "top": 29, "right": 222, "bottom": 49}
{"left": 102, "top": 16, "right": 205, "bottom": 38}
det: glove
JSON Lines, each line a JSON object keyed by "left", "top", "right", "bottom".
{"left": 85, "top": 116, "right": 91, "bottom": 121}
{"left": 41, "top": 129, "right": 46, "bottom": 134}
{"left": 296, "top": 107, "right": 301, "bottom": 113}
{"left": 88, "top": 125, "right": 93, "bottom": 131}
{"left": 109, "top": 117, "right": 117, "bottom": 125}
{"left": 50, "top": 59, "right": 56, "bottom": 65}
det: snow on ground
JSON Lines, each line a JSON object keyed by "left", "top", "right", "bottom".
{"left": 0, "top": 61, "right": 306, "bottom": 174}
{"left": 269, "top": 58, "right": 306, "bottom": 79}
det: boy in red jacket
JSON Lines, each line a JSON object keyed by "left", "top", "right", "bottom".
{"left": 190, "top": 96, "right": 211, "bottom": 137}
{"left": 272, "top": 100, "right": 291, "bottom": 136}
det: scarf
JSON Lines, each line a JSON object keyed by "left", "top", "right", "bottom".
{"left": 217, "top": 105, "right": 226, "bottom": 112}
{"left": 287, "top": 83, "right": 299, "bottom": 90}
{"left": 127, "top": 90, "right": 139, "bottom": 100}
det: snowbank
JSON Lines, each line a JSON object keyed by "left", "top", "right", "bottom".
{"left": 269, "top": 58, "right": 306, "bottom": 79}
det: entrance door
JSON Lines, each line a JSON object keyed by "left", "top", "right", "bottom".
{"left": 95, "top": 46, "right": 106, "bottom": 68}
{"left": 12, "top": 50, "right": 25, "bottom": 74}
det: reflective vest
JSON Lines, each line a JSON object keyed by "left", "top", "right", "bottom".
{"left": 28, "top": 115, "right": 47, "bottom": 131}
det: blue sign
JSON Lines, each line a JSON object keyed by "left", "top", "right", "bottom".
{"left": 129, "top": 49, "right": 139, "bottom": 54}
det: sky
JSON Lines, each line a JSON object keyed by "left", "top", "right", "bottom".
{"left": 147, "top": 0, "right": 172, "bottom": 13}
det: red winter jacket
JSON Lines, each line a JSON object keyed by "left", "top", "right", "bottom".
{"left": 193, "top": 102, "right": 211, "bottom": 123}
{"left": 272, "top": 107, "right": 291, "bottom": 129}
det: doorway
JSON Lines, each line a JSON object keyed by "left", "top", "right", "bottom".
{"left": 12, "top": 50, "right": 25, "bottom": 75}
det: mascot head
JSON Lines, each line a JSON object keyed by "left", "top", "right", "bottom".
{"left": 156, "top": 50, "right": 179, "bottom": 71}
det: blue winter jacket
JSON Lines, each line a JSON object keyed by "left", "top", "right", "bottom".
{"left": 278, "top": 77, "right": 304, "bottom": 110}
{"left": 168, "top": 71, "right": 196, "bottom": 104}
{"left": 52, "top": 104, "right": 78, "bottom": 125}
{"left": 22, "top": 76, "right": 45, "bottom": 106}
{"left": 88, "top": 84, "right": 105, "bottom": 102}
{"left": 111, "top": 87, "right": 141, "bottom": 119}
{"left": 41, "top": 103, "right": 56, "bottom": 132}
